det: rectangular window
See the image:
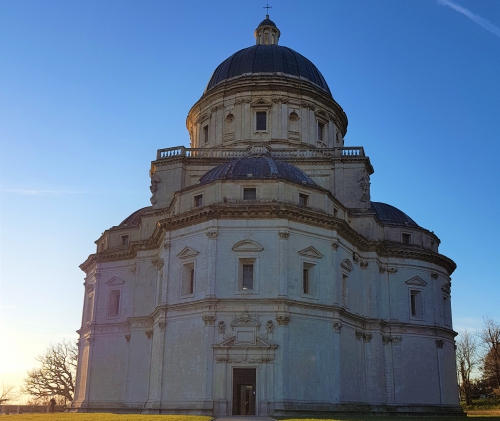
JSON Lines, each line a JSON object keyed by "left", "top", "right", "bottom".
{"left": 203, "top": 125, "right": 209, "bottom": 144}
{"left": 303, "top": 263, "right": 314, "bottom": 294}
{"left": 342, "top": 274, "right": 348, "bottom": 307}
{"left": 85, "top": 293, "right": 94, "bottom": 324}
{"left": 443, "top": 296, "right": 450, "bottom": 326}
{"left": 410, "top": 290, "right": 423, "bottom": 318}
{"left": 242, "top": 264, "right": 254, "bottom": 290}
{"left": 107, "top": 290, "right": 121, "bottom": 317}
{"left": 194, "top": 194, "right": 203, "bottom": 207}
{"left": 317, "top": 121, "right": 325, "bottom": 141}
{"left": 402, "top": 233, "right": 411, "bottom": 244}
{"left": 431, "top": 241, "right": 435, "bottom": 251}
{"left": 243, "top": 188, "right": 256, "bottom": 201}
{"left": 256, "top": 111, "right": 267, "bottom": 131}
{"left": 121, "top": 235, "right": 129, "bottom": 246}
{"left": 182, "top": 263, "right": 195, "bottom": 295}
{"left": 333, "top": 208, "right": 339, "bottom": 218}
{"left": 299, "top": 193, "right": 308, "bottom": 207}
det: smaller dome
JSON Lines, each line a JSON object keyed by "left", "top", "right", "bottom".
{"left": 371, "top": 202, "right": 419, "bottom": 227}
{"left": 258, "top": 16, "right": 277, "bottom": 28}
{"left": 199, "top": 155, "right": 317, "bottom": 187}
{"left": 119, "top": 206, "right": 151, "bottom": 227}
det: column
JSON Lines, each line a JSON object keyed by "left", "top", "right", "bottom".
{"left": 278, "top": 230, "right": 289, "bottom": 297}
{"left": 206, "top": 229, "right": 218, "bottom": 297}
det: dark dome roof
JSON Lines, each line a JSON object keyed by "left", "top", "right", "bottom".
{"left": 371, "top": 202, "right": 419, "bottom": 227}
{"left": 205, "top": 45, "right": 331, "bottom": 95}
{"left": 119, "top": 206, "right": 151, "bottom": 227}
{"left": 199, "top": 155, "right": 318, "bottom": 187}
{"left": 258, "top": 17, "right": 277, "bottom": 28}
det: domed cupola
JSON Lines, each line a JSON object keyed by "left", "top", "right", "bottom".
{"left": 254, "top": 14, "right": 280, "bottom": 45}
{"left": 199, "top": 153, "right": 318, "bottom": 188}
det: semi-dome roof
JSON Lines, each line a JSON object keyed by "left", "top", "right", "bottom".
{"left": 199, "top": 155, "right": 318, "bottom": 187}
{"left": 371, "top": 202, "right": 419, "bottom": 227}
{"left": 119, "top": 206, "right": 151, "bottom": 227}
{"left": 205, "top": 44, "right": 331, "bottom": 95}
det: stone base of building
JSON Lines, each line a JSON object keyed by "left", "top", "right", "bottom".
{"left": 71, "top": 401, "right": 464, "bottom": 417}
{"left": 273, "top": 403, "right": 465, "bottom": 417}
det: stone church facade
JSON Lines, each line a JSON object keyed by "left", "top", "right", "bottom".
{"left": 73, "top": 16, "right": 461, "bottom": 416}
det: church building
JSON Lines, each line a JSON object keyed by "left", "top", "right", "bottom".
{"left": 73, "top": 15, "right": 461, "bottom": 416}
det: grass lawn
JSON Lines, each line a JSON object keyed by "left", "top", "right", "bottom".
{"left": 0, "top": 415, "right": 212, "bottom": 421}
{"left": 275, "top": 417, "right": 500, "bottom": 421}
{"left": 5, "top": 414, "right": 500, "bottom": 421}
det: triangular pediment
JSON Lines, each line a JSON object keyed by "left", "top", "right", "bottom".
{"left": 106, "top": 276, "right": 125, "bottom": 285}
{"left": 232, "top": 240, "right": 263, "bottom": 252}
{"left": 405, "top": 276, "right": 427, "bottom": 286}
{"left": 177, "top": 246, "right": 199, "bottom": 259}
{"left": 250, "top": 98, "right": 272, "bottom": 108}
{"left": 231, "top": 316, "right": 260, "bottom": 328}
{"left": 340, "top": 259, "right": 353, "bottom": 272}
{"left": 441, "top": 282, "right": 451, "bottom": 294}
{"left": 298, "top": 246, "right": 323, "bottom": 259}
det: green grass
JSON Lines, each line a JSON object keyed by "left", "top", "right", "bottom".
{"left": 5, "top": 415, "right": 500, "bottom": 421}
{"left": 0, "top": 415, "right": 212, "bottom": 421}
{"left": 461, "top": 399, "right": 500, "bottom": 410}
{"left": 275, "top": 417, "right": 500, "bottom": 420}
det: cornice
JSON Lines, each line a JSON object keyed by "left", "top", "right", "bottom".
{"left": 80, "top": 297, "right": 456, "bottom": 341}
{"left": 80, "top": 202, "right": 456, "bottom": 274}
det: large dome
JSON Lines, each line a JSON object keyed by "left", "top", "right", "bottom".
{"left": 199, "top": 155, "right": 318, "bottom": 187}
{"left": 205, "top": 44, "right": 331, "bottom": 95}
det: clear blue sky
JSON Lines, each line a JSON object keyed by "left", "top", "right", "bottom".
{"left": 1, "top": 0, "right": 499, "bottom": 394}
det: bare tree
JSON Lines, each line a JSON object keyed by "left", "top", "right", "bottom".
{"left": 479, "top": 316, "right": 500, "bottom": 391}
{"left": 456, "top": 329, "right": 480, "bottom": 405}
{"left": 0, "top": 383, "right": 17, "bottom": 404}
{"left": 23, "top": 340, "right": 77, "bottom": 404}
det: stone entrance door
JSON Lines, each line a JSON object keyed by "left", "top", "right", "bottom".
{"left": 232, "top": 368, "right": 256, "bottom": 415}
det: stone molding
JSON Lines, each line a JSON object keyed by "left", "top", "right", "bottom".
{"left": 298, "top": 246, "right": 323, "bottom": 259}
{"left": 202, "top": 315, "right": 216, "bottom": 326}
{"left": 206, "top": 230, "right": 218, "bottom": 239}
{"left": 177, "top": 246, "right": 199, "bottom": 259}
{"left": 278, "top": 230, "right": 290, "bottom": 239}
{"left": 232, "top": 240, "right": 263, "bottom": 252}
{"left": 405, "top": 276, "right": 427, "bottom": 286}
{"left": 276, "top": 315, "right": 290, "bottom": 326}
{"left": 333, "top": 322, "right": 342, "bottom": 333}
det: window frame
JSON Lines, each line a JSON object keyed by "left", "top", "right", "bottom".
{"left": 443, "top": 295, "right": 451, "bottom": 326}
{"left": 120, "top": 234, "right": 129, "bottom": 247}
{"left": 402, "top": 233, "right": 412, "bottom": 244}
{"left": 409, "top": 288, "right": 424, "bottom": 320}
{"left": 203, "top": 125, "right": 209, "bottom": 144}
{"left": 255, "top": 111, "right": 267, "bottom": 131}
{"left": 194, "top": 194, "right": 203, "bottom": 208}
{"left": 243, "top": 187, "right": 257, "bottom": 201}
{"left": 317, "top": 121, "right": 325, "bottom": 141}
{"left": 301, "top": 261, "right": 318, "bottom": 298}
{"left": 107, "top": 289, "right": 121, "bottom": 318}
{"left": 236, "top": 257, "right": 259, "bottom": 294}
{"left": 298, "top": 192, "right": 309, "bottom": 207}
{"left": 181, "top": 261, "right": 196, "bottom": 297}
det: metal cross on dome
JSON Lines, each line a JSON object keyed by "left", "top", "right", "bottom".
{"left": 263, "top": 2, "right": 272, "bottom": 14}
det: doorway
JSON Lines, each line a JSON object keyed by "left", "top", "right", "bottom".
{"left": 232, "top": 368, "right": 256, "bottom": 415}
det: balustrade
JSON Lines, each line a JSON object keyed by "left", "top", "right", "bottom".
{"left": 157, "top": 146, "right": 365, "bottom": 160}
